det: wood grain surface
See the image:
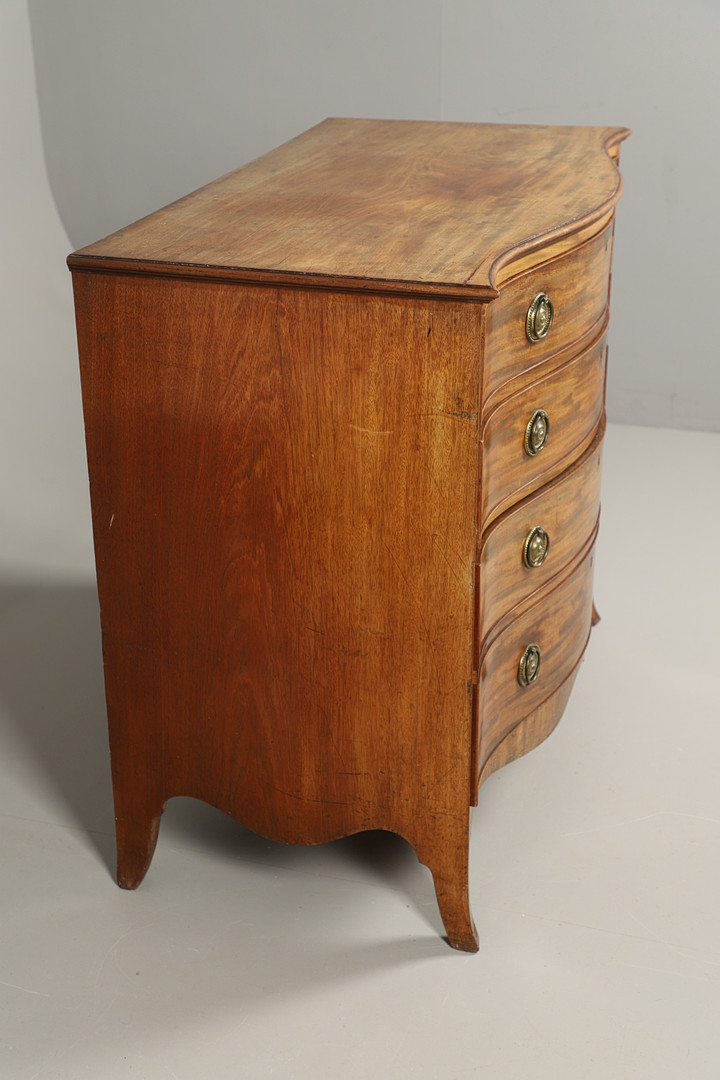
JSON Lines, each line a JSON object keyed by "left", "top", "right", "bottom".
{"left": 479, "top": 329, "right": 607, "bottom": 528}
{"left": 476, "top": 658, "right": 583, "bottom": 788}
{"left": 475, "top": 534, "right": 598, "bottom": 784}
{"left": 73, "top": 270, "right": 483, "bottom": 941}
{"left": 69, "top": 119, "right": 628, "bottom": 297}
{"left": 477, "top": 421, "right": 604, "bottom": 650}
{"left": 483, "top": 222, "right": 613, "bottom": 405}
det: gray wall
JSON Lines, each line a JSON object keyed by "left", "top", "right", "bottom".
{"left": 29, "top": 0, "right": 720, "bottom": 432}
{"left": 1, "top": 0, "right": 92, "bottom": 578}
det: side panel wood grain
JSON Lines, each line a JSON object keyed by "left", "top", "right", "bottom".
{"left": 73, "top": 272, "right": 481, "bottom": 859}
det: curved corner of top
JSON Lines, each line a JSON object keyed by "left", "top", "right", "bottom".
{"left": 484, "top": 124, "right": 631, "bottom": 291}
{"left": 603, "top": 125, "right": 632, "bottom": 156}
{"left": 583, "top": 123, "right": 632, "bottom": 215}
{"left": 601, "top": 124, "right": 631, "bottom": 191}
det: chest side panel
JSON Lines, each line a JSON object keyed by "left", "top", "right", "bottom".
{"left": 73, "top": 273, "right": 482, "bottom": 844}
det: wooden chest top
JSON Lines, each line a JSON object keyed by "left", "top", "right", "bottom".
{"left": 69, "top": 118, "right": 628, "bottom": 297}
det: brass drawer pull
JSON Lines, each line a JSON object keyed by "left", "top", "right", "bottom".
{"left": 523, "top": 526, "right": 550, "bottom": 568}
{"left": 526, "top": 292, "right": 554, "bottom": 342}
{"left": 524, "top": 408, "right": 549, "bottom": 456}
{"left": 518, "top": 644, "right": 541, "bottom": 687}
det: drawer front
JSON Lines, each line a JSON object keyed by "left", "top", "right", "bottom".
{"left": 479, "top": 330, "right": 606, "bottom": 529}
{"left": 477, "top": 425, "right": 603, "bottom": 648}
{"left": 476, "top": 537, "right": 597, "bottom": 773}
{"left": 483, "top": 222, "right": 613, "bottom": 403}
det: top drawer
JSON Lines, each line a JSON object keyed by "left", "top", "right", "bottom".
{"left": 483, "top": 221, "right": 614, "bottom": 403}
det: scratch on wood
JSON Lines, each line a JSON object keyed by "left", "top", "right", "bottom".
{"left": 429, "top": 533, "right": 464, "bottom": 586}
{"left": 269, "top": 784, "right": 354, "bottom": 807}
{"left": 424, "top": 764, "right": 455, "bottom": 795}
{"left": 349, "top": 424, "right": 394, "bottom": 435}
{"left": 421, "top": 410, "right": 479, "bottom": 426}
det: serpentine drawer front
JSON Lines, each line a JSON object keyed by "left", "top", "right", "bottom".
{"left": 483, "top": 221, "right": 614, "bottom": 402}
{"left": 68, "top": 119, "right": 628, "bottom": 953}
{"left": 477, "top": 427, "right": 604, "bottom": 647}
{"left": 479, "top": 329, "right": 608, "bottom": 526}
{"left": 476, "top": 534, "right": 598, "bottom": 783}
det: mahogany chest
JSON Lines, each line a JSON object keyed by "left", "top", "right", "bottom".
{"left": 69, "top": 119, "right": 628, "bottom": 951}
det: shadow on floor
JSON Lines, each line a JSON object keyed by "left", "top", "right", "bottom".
{"left": 0, "top": 579, "right": 114, "bottom": 870}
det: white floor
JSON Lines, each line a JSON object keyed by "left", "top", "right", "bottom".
{"left": 1, "top": 421, "right": 719, "bottom": 1079}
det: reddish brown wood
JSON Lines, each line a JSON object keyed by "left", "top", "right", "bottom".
{"left": 73, "top": 273, "right": 482, "bottom": 927}
{"left": 70, "top": 119, "right": 628, "bottom": 951}
{"left": 479, "top": 331, "right": 608, "bottom": 528}
{"left": 477, "top": 659, "right": 583, "bottom": 787}
{"left": 415, "top": 812, "right": 478, "bottom": 953}
{"left": 477, "top": 420, "right": 604, "bottom": 647}
{"left": 116, "top": 804, "right": 163, "bottom": 890}
{"left": 483, "top": 222, "right": 614, "bottom": 404}
{"left": 476, "top": 534, "right": 598, "bottom": 783}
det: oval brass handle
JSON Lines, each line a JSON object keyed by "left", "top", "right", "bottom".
{"left": 523, "top": 526, "right": 550, "bottom": 568}
{"left": 524, "top": 409, "right": 549, "bottom": 456}
{"left": 526, "top": 292, "right": 554, "bottom": 342}
{"left": 517, "top": 644, "right": 541, "bottom": 687}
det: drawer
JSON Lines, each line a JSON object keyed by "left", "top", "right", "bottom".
{"left": 476, "top": 536, "right": 597, "bottom": 776}
{"left": 477, "top": 423, "right": 603, "bottom": 648}
{"left": 483, "top": 221, "right": 613, "bottom": 403}
{"left": 479, "top": 329, "right": 606, "bottom": 529}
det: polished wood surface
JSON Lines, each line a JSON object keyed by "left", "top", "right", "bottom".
{"left": 477, "top": 659, "right": 582, "bottom": 786}
{"left": 73, "top": 272, "right": 481, "bottom": 892}
{"left": 69, "top": 119, "right": 627, "bottom": 297}
{"left": 479, "top": 330, "right": 607, "bottom": 527}
{"left": 483, "top": 222, "right": 613, "bottom": 403}
{"left": 477, "top": 424, "right": 604, "bottom": 648}
{"left": 476, "top": 534, "right": 597, "bottom": 781}
{"left": 70, "top": 119, "right": 627, "bottom": 952}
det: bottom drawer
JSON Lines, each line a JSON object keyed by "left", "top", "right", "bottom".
{"left": 475, "top": 535, "right": 597, "bottom": 784}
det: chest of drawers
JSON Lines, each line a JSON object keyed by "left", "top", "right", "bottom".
{"left": 69, "top": 119, "right": 628, "bottom": 951}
